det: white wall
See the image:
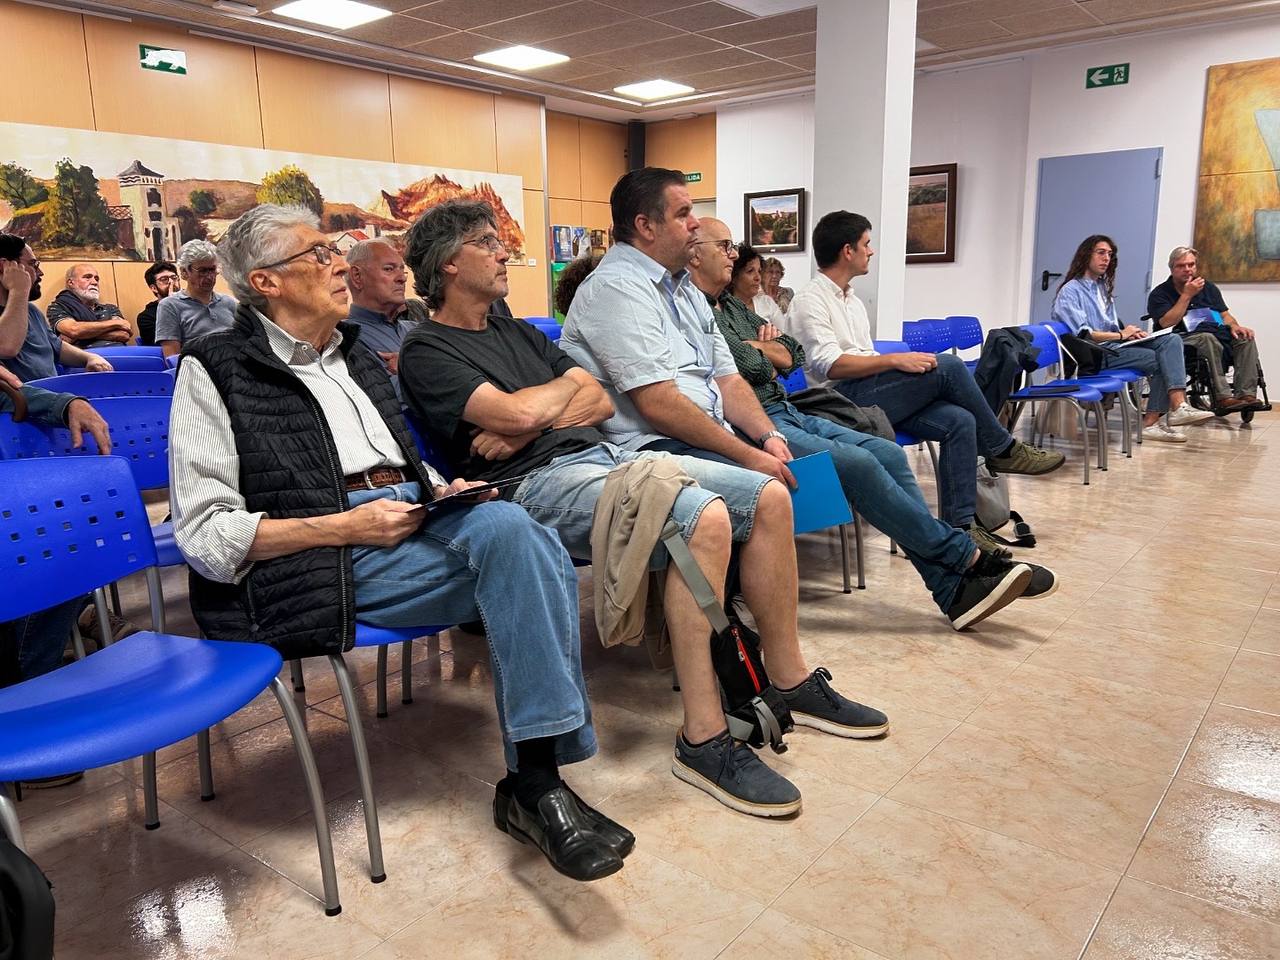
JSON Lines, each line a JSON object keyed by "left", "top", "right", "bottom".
{"left": 716, "top": 13, "right": 1280, "bottom": 361}
{"left": 716, "top": 94, "right": 815, "bottom": 292}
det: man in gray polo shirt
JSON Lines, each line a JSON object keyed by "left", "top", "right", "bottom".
{"left": 156, "top": 239, "right": 237, "bottom": 357}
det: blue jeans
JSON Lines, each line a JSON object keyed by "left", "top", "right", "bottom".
{"left": 512, "top": 443, "right": 771, "bottom": 567}
{"left": 767, "top": 403, "right": 973, "bottom": 611}
{"left": 834, "top": 353, "right": 1013, "bottom": 527}
{"left": 348, "top": 483, "right": 594, "bottom": 771}
{"left": 1100, "top": 336, "right": 1185, "bottom": 414}
{"left": 1, "top": 596, "right": 84, "bottom": 685}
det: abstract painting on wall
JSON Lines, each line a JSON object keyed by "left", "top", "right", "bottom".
{"left": 1194, "top": 56, "right": 1280, "bottom": 282}
{"left": 0, "top": 121, "right": 526, "bottom": 264}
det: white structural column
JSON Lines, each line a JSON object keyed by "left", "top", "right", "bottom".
{"left": 812, "top": 0, "right": 917, "bottom": 334}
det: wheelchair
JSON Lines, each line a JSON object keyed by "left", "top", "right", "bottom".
{"left": 1183, "top": 338, "right": 1271, "bottom": 423}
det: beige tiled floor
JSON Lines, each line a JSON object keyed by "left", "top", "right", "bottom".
{"left": 22, "top": 409, "right": 1280, "bottom": 958}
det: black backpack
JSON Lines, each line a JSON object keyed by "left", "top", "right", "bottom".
{"left": 0, "top": 826, "right": 54, "bottom": 960}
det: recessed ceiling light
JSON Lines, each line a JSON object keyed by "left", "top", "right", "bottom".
{"left": 272, "top": 0, "right": 391, "bottom": 30}
{"left": 474, "top": 45, "right": 569, "bottom": 71}
{"left": 614, "top": 79, "right": 695, "bottom": 101}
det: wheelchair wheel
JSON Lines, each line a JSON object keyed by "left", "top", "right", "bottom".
{"left": 1242, "top": 408, "right": 1256, "bottom": 423}
{"left": 1189, "top": 391, "right": 1213, "bottom": 412}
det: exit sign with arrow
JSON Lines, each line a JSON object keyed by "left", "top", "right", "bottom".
{"left": 1086, "top": 63, "right": 1129, "bottom": 89}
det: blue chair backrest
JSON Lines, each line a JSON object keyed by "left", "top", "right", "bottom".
{"left": 0, "top": 456, "right": 159, "bottom": 621}
{"left": 402, "top": 408, "right": 455, "bottom": 481}
{"left": 73, "top": 354, "right": 168, "bottom": 372}
{"left": 903, "top": 319, "right": 951, "bottom": 354}
{"left": 947, "top": 315, "right": 983, "bottom": 350}
{"left": 778, "top": 368, "right": 808, "bottom": 394}
{"left": 873, "top": 339, "right": 909, "bottom": 354}
{"left": 1046, "top": 320, "right": 1072, "bottom": 338}
{"left": 1023, "top": 324, "right": 1061, "bottom": 369}
{"left": 29, "top": 371, "right": 174, "bottom": 399}
{"left": 0, "top": 395, "right": 171, "bottom": 491}
{"left": 87, "top": 346, "right": 164, "bottom": 358}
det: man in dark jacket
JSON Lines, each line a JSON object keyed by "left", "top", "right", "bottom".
{"left": 135, "top": 261, "right": 179, "bottom": 347}
{"left": 168, "top": 203, "right": 626, "bottom": 883}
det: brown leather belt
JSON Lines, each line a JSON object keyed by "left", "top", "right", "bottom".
{"left": 344, "top": 466, "right": 407, "bottom": 491}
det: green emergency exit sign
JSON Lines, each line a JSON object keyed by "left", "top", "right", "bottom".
{"left": 685, "top": 172, "right": 703, "bottom": 183}
{"left": 1086, "top": 63, "right": 1128, "bottom": 88}
{"left": 139, "top": 44, "right": 187, "bottom": 74}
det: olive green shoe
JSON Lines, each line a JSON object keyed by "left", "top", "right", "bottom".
{"left": 986, "top": 441, "right": 1066, "bottom": 477}
{"left": 967, "top": 523, "right": 1013, "bottom": 561}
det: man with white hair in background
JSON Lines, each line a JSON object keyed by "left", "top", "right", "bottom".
{"left": 46, "top": 263, "right": 133, "bottom": 348}
{"left": 345, "top": 238, "right": 426, "bottom": 397}
{"left": 1147, "top": 245, "right": 1265, "bottom": 415}
{"left": 156, "top": 239, "right": 237, "bottom": 357}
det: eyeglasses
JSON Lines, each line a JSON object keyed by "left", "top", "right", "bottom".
{"left": 463, "top": 235, "right": 507, "bottom": 254}
{"left": 256, "top": 243, "right": 344, "bottom": 272}
{"left": 693, "top": 239, "right": 736, "bottom": 255}
{"left": 190, "top": 265, "right": 219, "bottom": 276}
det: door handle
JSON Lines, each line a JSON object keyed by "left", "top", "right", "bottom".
{"left": 1041, "top": 270, "right": 1063, "bottom": 292}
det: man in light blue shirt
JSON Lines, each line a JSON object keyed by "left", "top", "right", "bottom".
{"left": 1050, "top": 234, "right": 1211, "bottom": 442}
{"left": 560, "top": 170, "right": 793, "bottom": 486}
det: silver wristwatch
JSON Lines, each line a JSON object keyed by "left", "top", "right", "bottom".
{"left": 758, "top": 430, "right": 789, "bottom": 446}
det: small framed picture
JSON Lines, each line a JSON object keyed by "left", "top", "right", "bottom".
{"left": 744, "top": 188, "right": 806, "bottom": 254}
{"left": 906, "top": 163, "right": 957, "bottom": 263}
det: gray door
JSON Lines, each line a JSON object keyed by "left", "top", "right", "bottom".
{"left": 1030, "top": 147, "right": 1163, "bottom": 326}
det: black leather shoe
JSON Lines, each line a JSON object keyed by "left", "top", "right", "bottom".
{"left": 500, "top": 786, "right": 623, "bottom": 882}
{"left": 494, "top": 781, "right": 635, "bottom": 859}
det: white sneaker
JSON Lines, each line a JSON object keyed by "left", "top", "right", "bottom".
{"left": 1167, "top": 402, "right": 1214, "bottom": 427}
{"left": 1142, "top": 423, "right": 1188, "bottom": 443}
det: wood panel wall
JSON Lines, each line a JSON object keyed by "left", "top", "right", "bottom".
{"left": 546, "top": 111, "right": 628, "bottom": 238}
{"left": 646, "top": 114, "right": 717, "bottom": 201}
{"left": 0, "top": 0, "right": 551, "bottom": 324}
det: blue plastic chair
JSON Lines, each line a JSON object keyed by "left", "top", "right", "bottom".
{"left": 0, "top": 456, "right": 345, "bottom": 914}
{"left": 1046, "top": 319, "right": 1146, "bottom": 449}
{"left": 902, "top": 319, "right": 952, "bottom": 355}
{"left": 778, "top": 367, "right": 808, "bottom": 395}
{"left": 87, "top": 345, "right": 164, "bottom": 359}
{"left": 28, "top": 370, "right": 174, "bottom": 398}
{"left": 947, "top": 315, "right": 983, "bottom": 370}
{"left": 0, "top": 396, "right": 183, "bottom": 568}
{"left": 79, "top": 354, "right": 168, "bottom": 372}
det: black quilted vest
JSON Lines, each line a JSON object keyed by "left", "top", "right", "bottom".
{"left": 182, "top": 304, "right": 431, "bottom": 659}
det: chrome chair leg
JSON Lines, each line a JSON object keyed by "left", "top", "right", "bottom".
{"left": 270, "top": 677, "right": 341, "bottom": 916}
{"left": 375, "top": 645, "right": 389, "bottom": 719}
{"left": 838, "top": 524, "right": 852, "bottom": 594}
{"left": 400, "top": 640, "right": 413, "bottom": 706}
{"left": 70, "top": 625, "right": 87, "bottom": 661}
{"left": 1095, "top": 402, "right": 1109, "bottom": 471}
{"left": 1077, "top": 403, "right": 1091, "bottom": 485}
{"left": 290, "top": 659, "right": 306, "bottom": 693}
{"left": 853, "top": 512, "right": 866, "bottom": 590}
{"left": 328, "top": 654, "right": 386, "bottom": 884}
{"left": 143, "top": 752, "right": 160, "bottom": 830}
{"left": 197, "top": 729, "right": 215, "bottom": 801}
{"left": 0, "top": 789, "right": 24, "bottom": 852}
{"left": 93, "top": 588, "right": 113, "bottom": 647}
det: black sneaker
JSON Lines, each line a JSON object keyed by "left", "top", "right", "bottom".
{"left": 1017, "top": 562, "right": 1059, "bottom": 600}
{"left": 947, "top": 556, "right": 1032, "bottom": 630}
{"left": 673, "top": 730, "right": 801, "bottom": 817}
{"left": 778, "top": 668, "right": 889, "bottom": 738}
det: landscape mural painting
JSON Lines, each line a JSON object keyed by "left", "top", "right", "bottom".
{"left": 744, "top": 188, "right": 805, "bottom": 254}
{"left": 0, "top": 120, "right": 527, "bottom": 265}
{"left": 905, "top": 163, "right": 956, "bottom": 264}
{"left": 1194, "top": 56, "right": 1280, "bottom": 282}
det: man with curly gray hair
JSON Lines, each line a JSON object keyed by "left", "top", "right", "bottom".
{"left": 156, "top": 238, "right": 238, "bottom": 357}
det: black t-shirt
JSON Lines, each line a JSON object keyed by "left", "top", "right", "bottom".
{"left": 136, "top": 301, "right": 159, "bottom": 346}
{"left": 399, "top": 315, "right": 603, "bottom": 485}
{"left": 1147, "top": 277, "right": 1229, "bottom": 332}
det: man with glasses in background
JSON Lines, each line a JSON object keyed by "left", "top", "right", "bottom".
{"left": 136, "top": 260, "right": 180, "bottom": 346}
{"left": 156, "top": 239, "right": 237, "bottom": 357}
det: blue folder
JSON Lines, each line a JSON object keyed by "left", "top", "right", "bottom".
{"left": 787, "top": 451, "right": 853, "bottom": 535}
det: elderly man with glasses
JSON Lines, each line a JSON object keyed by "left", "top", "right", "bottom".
{"left": 168, "top": 204, "right": 624, "bottom": 883}
{"left": 156, "top": 239, "right": 238, "bottom": 357}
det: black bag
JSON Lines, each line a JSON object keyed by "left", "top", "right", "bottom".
{"left": 1060, "top": 333, "right": 1106, "bottom": 377}
{"left": 659, "top": 523, "right": 793, "bottom": 753}
{"left": 0, "top": 827, "right": 55, "bottom": 960}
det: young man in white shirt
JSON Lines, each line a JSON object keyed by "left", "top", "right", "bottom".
{"left": 786, "top": 211, "right": 1064, "bottom": 540}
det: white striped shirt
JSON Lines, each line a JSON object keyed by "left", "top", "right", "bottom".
{"left": 168, "top": 308, "right": 444, "bottom": 584}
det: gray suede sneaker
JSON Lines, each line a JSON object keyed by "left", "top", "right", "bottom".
{"left": 672, "top": 730, "right": 801, "bottom": 817}
{"left": 986, "top": 441, "right": 1066, "bottom": 476}
{"left": 778, "top": 668, "right": 889, "bottom": 738}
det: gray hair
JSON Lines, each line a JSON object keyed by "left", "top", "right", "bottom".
{"left": 345, "top": 238, "right": 397, "bottom": 269}
{"left": 1168, "top": 245, "right": 1198, "bottom": 268}
{"left": 402, "top": 199, "right": 497, "bottom": 309}
{"left": 217, "top": 204, "right": 319, "bottom": 309}
{"left": 177, "top": 239, "right": 220, "bottom": 273}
